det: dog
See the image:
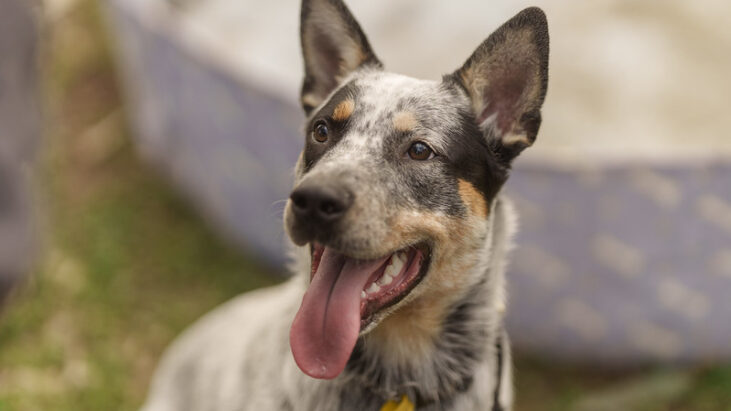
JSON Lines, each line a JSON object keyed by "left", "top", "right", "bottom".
{"left": 141, "top": 1, "right": 548, "bottom": 410}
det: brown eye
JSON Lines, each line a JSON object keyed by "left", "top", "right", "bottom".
{"left": 313, "top": 121, "right": 329, "bottom": 142}
{"left": 407, "top": 141, "right": 434, "bottom": 161}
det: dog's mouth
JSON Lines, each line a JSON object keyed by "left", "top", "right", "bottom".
{"left": 289, "top": 242, "right": 431, "bottom": 380}
{"left": 312, "top": 242, "right": 431, "bottom": 328}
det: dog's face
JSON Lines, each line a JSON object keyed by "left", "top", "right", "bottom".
{"left": 287, "top": 0, "right": 548, "bottom": 380}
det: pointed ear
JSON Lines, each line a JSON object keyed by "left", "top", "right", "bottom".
{"left": 453, "top": 7, "right": 549, "bottom": 163}
{"left": 300, "top": 0, "right": 381, "bottom": 114}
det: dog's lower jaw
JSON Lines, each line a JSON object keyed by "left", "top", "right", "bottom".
{"left": 363, "top": 293, "right": 457, "bottom": 366}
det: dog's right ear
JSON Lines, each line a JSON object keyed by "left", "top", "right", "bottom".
{"left": 452, "top": 7, "right": 549, "bottom": 165}
{"left": 300, "top": 0, "right": 381, "bottom": 115}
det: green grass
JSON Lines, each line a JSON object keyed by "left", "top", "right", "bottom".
{"left": 0, "top": 1, "right": 728, "bottom": 410}
{"left": 0, "top": 2, "right": 275, "bottom": 410}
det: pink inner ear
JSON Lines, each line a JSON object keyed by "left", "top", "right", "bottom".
{"left": 477, "top": 65, "right": 530, "bottom": 135}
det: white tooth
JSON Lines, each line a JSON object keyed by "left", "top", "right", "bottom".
{"left": 378, "top": 273, "right": 394, "bottom": 286}
{"left": 367, "top": 282, "right": 380, "bottom": 294}
{"left": 384, "top": 262, "right": 398, "bottom": 278}
{"left": 361, "top": 291, "right": 366, "bottom": 299}
{"left": 390, "top": 255, "right": 405, "bottom": 276}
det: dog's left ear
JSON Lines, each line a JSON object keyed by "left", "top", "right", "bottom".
{"left": 452, "top": 7, "right": 549, "bottom": 164}
{"left": 300, "top": 0, "right": 382, "bottom": 115}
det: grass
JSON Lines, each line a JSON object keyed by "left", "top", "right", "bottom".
{"left": 0, "top": 2, "right": 275, "bottom": 410}
{"left": 0, "top": 1, "right": 728, "bottom": 410}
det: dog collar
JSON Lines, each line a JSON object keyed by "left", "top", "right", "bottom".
{"left": 380, "top": 395, "right": 414, "bottom": 411}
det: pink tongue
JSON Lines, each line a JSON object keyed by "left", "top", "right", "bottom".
{"left": 290, "top": 247, "right": 389, "bottom": 379}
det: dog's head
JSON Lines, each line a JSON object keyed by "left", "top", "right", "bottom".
{"left": 286, "top": 0, "right": 548, "bottom": 379}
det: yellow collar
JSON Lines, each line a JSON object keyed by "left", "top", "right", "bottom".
{"left": 380, "top": 395, "right": 415, "bottom": 411}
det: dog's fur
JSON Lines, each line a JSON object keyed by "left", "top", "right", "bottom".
{"left": 141, "top": 2, "right": 548, "bottom": 410}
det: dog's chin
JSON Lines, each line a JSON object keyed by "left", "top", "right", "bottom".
{"left": 309, "top": 241, "right": 433, "bottom": 332}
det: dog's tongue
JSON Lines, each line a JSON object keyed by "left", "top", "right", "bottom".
{"left": 290, "top": 247, "right": 388, "bottom": 379}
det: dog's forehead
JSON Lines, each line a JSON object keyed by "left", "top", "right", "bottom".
{"left": 334, "top": 72, "right": 464, "bottom": 145}
{"left": 355, "top": 72, "right": 461, "bottom": 119}
{"left": 355, "top": 72, "right": 441, "bottom": 106}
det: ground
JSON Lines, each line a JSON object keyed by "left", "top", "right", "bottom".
{"left": 0, "top": 1, "right": 728, "bottom": 410}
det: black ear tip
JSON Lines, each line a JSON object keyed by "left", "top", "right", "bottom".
{"left": 514, "top": 7, "right": 548, "bottom": 32}
{"left": 510, "top": 7, "right": 549, "bottom": 59}
{"left": 518, "top": 7, "right": 547, "bottom": 21}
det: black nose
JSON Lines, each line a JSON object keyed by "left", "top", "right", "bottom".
{"left": 290, "top": 183, "right": 353, "bottom": 224}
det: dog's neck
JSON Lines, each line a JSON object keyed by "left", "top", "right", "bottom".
{"left": 343, "top": 278, "right": 498, "bottom": 408}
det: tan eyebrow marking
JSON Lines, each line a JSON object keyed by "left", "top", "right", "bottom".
{"left": 392, "top": 111, "right": 418, "bottom": 132}
{"left": 332, "top": 99, "right": 355, "bottom": 121}
{"left": 458, "top": 179, "right": 488, "bottom": 218}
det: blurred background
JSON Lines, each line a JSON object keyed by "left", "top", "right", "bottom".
{"left": 1, "top": 0, "right": 730, "bottom": 409}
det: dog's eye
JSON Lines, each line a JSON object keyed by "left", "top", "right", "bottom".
{"left": 313, "top": 121, "right": 329, "bottom": 143}
{"left": 407, "top": 141, "right": 435, "bottom": 161}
